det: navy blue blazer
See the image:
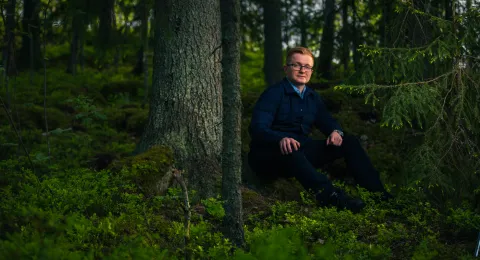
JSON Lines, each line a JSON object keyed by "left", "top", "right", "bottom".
{"left": 249, "top": 78, "right": 342, "bottom": 150}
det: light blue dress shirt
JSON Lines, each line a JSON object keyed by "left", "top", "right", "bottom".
{"left": 287, "top": 79, "right": 305, "bottom": 99}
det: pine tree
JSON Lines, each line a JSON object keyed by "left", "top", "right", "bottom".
{"left": 338, "top": 1, "right": 480, "bottom": 203}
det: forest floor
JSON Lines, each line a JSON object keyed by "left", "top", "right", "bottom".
{"left": 0, "top": 59, "right": 479, "bottom": 259}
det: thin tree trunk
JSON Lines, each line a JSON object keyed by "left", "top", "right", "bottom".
{"left": 410, "top": 0, "right": 431, "bottom": 79}
{"left": 113, "top": 13, "right": 120, "bottom": 71}
{"left": 317, "top": 0, "right": 335, "bottom": 80}
{"left": 132, "top": 47, "right": 144, "bottom": 75}
{"left": 220, "top": 0, "right": 245, "bottom": 248}
{"left": 67, "top": 13, "right": 81, "bottom": 75}
{"left": 20, "top": 0, "right": 42, "bottom": 72}
{"left": 299, "top": 0, "right": 307, "bottom": 47}
{"left": 466, "top": 0, "right": 472, "bottom": 10}
{"left": 3, "top": 0, "right": 17, "bottom": 77}
{"left": 282, "top": 0, "right": 293, "bottom": 49}
{"left": 79, "top": 36, "right": 85, "bottom": 71}
{"left": 341, "top": 0, "right": 349, "bottom": 76}
{"left": 29, "top": 26, "right": 34, "bottom": 83}
{"left": 3, "top": 0, "right": 17, "bottom": 109}
{"left": 141, "top": 0, "right": 149, "bottom": 106}
{"left": 132, "top": 0, "right": 150, "bottom": 102}
{"left": 43, "top": 1, "right": 51, "bottom": 157}
{"left": 263, "top": 0, "right": 284, "bottom": 86}
{"left": 351, "top": 0, "right": 360, "bottom": 72}
{"left": 380, "top": 0, "right": 392, "bottom": 47}
{"left": 98, "top": 0, "right": 115, "bottom": 49}
{"left": 136, "top": 0, "right": 223, "bottom": 200}
{"left": 97, "top": 0, "right": 116, "bottom": 65}
{"left": 445, "top": 0, "right": 453, "bottom": 21}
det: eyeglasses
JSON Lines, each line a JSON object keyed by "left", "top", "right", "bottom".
{"left": 287, "top": 63, "right": 314, "bottom": 72}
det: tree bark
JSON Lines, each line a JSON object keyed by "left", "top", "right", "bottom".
{"left": 19, "top": 0, "right": 42, "bottom": 71}
{"left": 317, "top": 0, "right": 335, "bottom": 80}
{"left": 220, "top": 0, "right": 245, "bottom": 248}
{"left": 135, "top": 0, "right": 223, "bottom": 200}
{"left": 263, "top": 0, "right": 284, "bottom": 86}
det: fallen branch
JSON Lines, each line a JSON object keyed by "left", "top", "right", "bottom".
{"left": 0, "top": 95, "right": 35, "bottom": 172}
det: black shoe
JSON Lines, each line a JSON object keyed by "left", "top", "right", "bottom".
{"left": 317, "top": 189, "right": 366, "bottom": 213}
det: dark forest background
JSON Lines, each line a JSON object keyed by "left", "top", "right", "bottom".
{"left": 1, "top": 0, "right": 480, "bottom": 259}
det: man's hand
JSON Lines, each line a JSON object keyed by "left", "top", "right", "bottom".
{"left": 279, "top": 137, "right": 300, "bottom": 155}
{"left": 327, "top": 131, "right": 343, "bottom": 146}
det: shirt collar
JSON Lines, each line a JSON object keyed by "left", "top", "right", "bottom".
{"left": 285, "top": 78, "right": 310, "bottom": 98}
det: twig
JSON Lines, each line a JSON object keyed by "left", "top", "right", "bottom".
{"left": 358, "top": 70, "right": 455, "bottom": 89}
{"left": 0, "top": 95, "right": 35, "bottom": 172}
{"left": 172, "top": 169, "right": 191, "bottom": 260}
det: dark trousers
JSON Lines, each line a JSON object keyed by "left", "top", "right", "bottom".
{"left": 248, "top": 135, "right": 387, "bottom": 198}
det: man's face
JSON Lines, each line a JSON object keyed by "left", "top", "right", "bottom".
{"left": 284, "top": 53, "right": 314, "bottom": 86}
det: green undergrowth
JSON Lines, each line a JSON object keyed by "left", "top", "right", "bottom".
{"left": 0, "top": 49, "right": 478, "bottom": 259}
{"left": 0, "top": 155, "right": 478, "bottom": 259}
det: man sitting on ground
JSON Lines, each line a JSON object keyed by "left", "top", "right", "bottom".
{"left": 248, "top": 46, "right": 392, "bottom": 212}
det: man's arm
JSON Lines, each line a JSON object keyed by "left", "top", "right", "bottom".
{"left": 249, "top": 87, "right": 290, "bottom": 144}
{"left": 313, "top": 93, "right": 343, "bottom": 136}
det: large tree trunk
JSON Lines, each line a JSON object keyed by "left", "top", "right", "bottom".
{"left": 317, "top": 0, "right": 335, "bottom": 80}
{"left": 220, "top": 0, "right": 245, "bottom": 248}
{"left": 136, "top": 0, "right": 222, "bottom": 200}
{"left": 19, "top": 0, "right": 42, "bottom": 71}
{"left": 263, "top": 0, "right": 284, "bottom": 86}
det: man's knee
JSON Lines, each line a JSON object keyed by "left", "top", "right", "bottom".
{"left": 283, "top": 150, "right": 306, "bottom": 162}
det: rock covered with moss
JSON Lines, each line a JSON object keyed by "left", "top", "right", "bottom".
{"left": 110, "top": 145, "right": 175, "bottom": 197}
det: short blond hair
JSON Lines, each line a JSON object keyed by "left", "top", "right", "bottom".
{"left": 286, "top": 46, "right": 315, "bottom": 64}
